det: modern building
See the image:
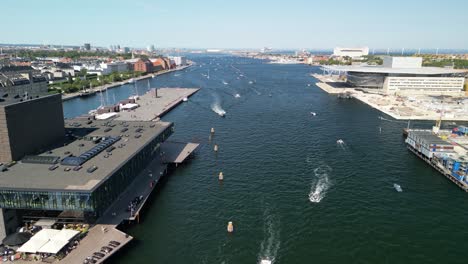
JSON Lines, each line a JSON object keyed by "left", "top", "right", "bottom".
{"left": 171, "top": 56, "right": 187, "bottom": 66}
{"left": 100, "top": 61, "right": 128, "bottom": 75}
{"left": 333, "top": 47, "right": 369, "bottom": 58}
{"left": 0, "top": 94, "right": 65, "bottom": 163}
{"left": 0, "top": 66, "right": 48, "bottom": 97}
{"left": 322, "top": 57, "right": 467, "bottom": 95}
{"left": 0, "top": 94, "right": 175, "bottom": 240}
{"left": 84, "top": 43, "right": 91, "bottom": 51}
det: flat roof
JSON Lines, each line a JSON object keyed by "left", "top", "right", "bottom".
{"left": 0, "top": 119, "right": 172, "bottom": 192}
{"left": 0, "top": 93, "right": 60, "bottom": 107}
{"left": 323, "top": 65, "right": 467, "bottom": 75}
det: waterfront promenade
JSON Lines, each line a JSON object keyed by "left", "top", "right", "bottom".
{"left": 62, "top": 64, "right": 192, "bottom": 101}
{"left": 312, "top": 73, "right": 468, "bottom": 121}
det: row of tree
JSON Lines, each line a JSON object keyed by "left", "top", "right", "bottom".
{"left": 15, "top": 50, "right": 133, "bottom": 60}
{"left": 423, "top": 59, "right": 468, "bottom": 69}
{"left": 48, "top": 71, "right": 144, "bottom": 94}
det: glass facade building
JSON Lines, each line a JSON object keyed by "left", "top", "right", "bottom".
{"left": 0, "top": 123, "right": 173, "bottom": 219}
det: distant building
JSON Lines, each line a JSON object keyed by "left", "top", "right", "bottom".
{"left": 171, "top": 56, "right": 187, "bottom": 66}
{"left": 133, "top": 58, "right": 153, "bottom": 73}
{"left": 151, "top": 58, "right": 171, "bottom": 70}
{"left": 84, "top": 43, "right": 91, "bottom": 51}
{"left": 147, "top": 45, "right": 155, "bottom": 52}
{"left": 0, "top": 66, "right": 48, "bottom": 97}
{"left": 322, "top": 56, "right": 467, "bottom": 95}
{"left": 333, "top": 47, "right": 369, "bottom": 58}
{"left": 100, "top": 61, "right": 128, "bottom": 74}
{"left": 123, "top": 47, "right": 130, "bottom": 53}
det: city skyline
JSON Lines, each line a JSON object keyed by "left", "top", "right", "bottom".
{"left": 2, "top": 0, "right": 468, "bottom": 49}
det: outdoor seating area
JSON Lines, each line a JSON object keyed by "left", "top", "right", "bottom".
{"left": 0, "top": 222, "right": 90, "bottom": 262}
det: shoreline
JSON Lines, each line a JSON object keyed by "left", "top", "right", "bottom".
{"left": 312, "top": 73, "right": 468, "bottom": 122}
{"left": 61, "top": 64, "right": 193, "bottom": 102}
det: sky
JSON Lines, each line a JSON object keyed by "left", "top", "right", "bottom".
{"left": 2, "top": 0, "right": 467, "bottom": 49}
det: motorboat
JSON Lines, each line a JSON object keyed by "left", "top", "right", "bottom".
{"left": 310, "top": 112, "right": 317, "bottom": 116}
{"left": 337, "top": 139, "right": 344, "bottom": 144}
{"left": 394, "top": 183, "right": 403, "bottom": 192}
{"left": 260, "top": 260, "right": 272, "bottom": 264}
{"left": 182, "top": 97, "right": 188, "bottom": 102}
{"left": 234, "top": 94, "right": 241, "bottom": 98}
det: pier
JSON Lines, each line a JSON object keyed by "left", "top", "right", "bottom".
{"left": 60, "top": 141, "right": 199, "bottom": 263}
{"left": 115, "top": 88, "right": 199, "bottom": 121}
{"left": 407, "top": 145, "right": 468, "bottom": 192}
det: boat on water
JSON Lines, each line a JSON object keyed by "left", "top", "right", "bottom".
{"left": 310, "top": 112, "right": 317, "bottom": 116}
{"left": 79, "top": 90, "right": 97, "bottom": 97}
{"left": 394, "top": 183, "right": 403, "bottom": 192}
{"left": 127, "top": 78, "right": 135, "bottom": 84}
{"left": 182, "top": 97, "right": 188, "bottom": 102}
{"left": 260, "top": 260, "right": 272, "bottom": 264}
{"left": 234, "top": 94, "right": 241, "bottom": 98}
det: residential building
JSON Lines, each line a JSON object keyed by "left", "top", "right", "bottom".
{"left": 0, "top": 66, "right": 48, "bottom": 97}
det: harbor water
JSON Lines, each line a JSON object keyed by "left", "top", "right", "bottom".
{"left": 64, "top": 55, "right": 468, "bottom": 264}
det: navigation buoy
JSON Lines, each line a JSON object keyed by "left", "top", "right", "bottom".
{"left": 219, "top": 172, "right": 224, "bottom": 181}
{"left": 227, "top": 221, "right": 234, "bottom": 233}
{"left": 211, "top": 127, "right": 215, "bottom": 134}
{"left": 214, "top": 144, "right": 218, "bottom": 152}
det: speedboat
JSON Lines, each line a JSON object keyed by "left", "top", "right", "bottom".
{"left": 218, "top": 112, "right": 226, "bottom": 117}
{"left": 234, "top": 94, "right": 240, "bottom": 98}
{"left": 182, "top": 97, "right": 188, "bottom": 102}
{"left": 393, "top": 183, "right": 403, "bottom": 192}
{"left": 310, "top": 112, "right": 317, "bottom": 116}
{"left": 260, "top": 260, "right": 272, "bottom": 264}
{"left": 337, "top": 139, "right": 344, "bottom": 144}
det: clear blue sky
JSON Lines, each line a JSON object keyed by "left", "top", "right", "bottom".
{"left": 3, "top": 0, "right": 467, "bottom": 49}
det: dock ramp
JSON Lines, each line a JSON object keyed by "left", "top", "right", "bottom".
{"left": 161, "top": 142, "right": 200, "bottom": 164}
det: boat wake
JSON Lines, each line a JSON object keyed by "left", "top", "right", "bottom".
{"left": 211, "top": 101, "right": 226, "bottom": 117}
{"left": 336, "top": 140, "right": 348, "bottom": 151}
{"left": 309, "top": 165, "right": 332, "bottom": 203}
{"left": 258, "top": 211, "right": 280, "bottom": 264}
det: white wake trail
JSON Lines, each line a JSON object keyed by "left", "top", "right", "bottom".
{"left": 309, "top": 165, "right": 332, "bottom": 203}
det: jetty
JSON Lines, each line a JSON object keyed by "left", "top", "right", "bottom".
{"left": 115, "top": 88, "right": 199, "bottom": 121}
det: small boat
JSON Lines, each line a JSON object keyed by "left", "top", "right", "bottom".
{"left": 249, "top": 81, "right": 254, "bottom": 84}
{"left": 260, "top": 260, "right": 272, "bottom": 264}
{"left": 79, "top": 90, "right": 97, "bottom": 97}
{"left": 337, "top": 139, "right": 344, "bottom": 144}
{"left": 393, "top": 183, "right": 403, "bottom": 192}
{"left": 182, "top": 97, "right": 188, "bottom": 102}
{"left": 222, "top": 81, "right": 228, "bottom": 85}
{"left": 127, "top": 78, "right": 135, "bottom": 84}
{"left": 218, "top": 112, "right": 226, "bottom": 117}
{"left": 310, "top": 112, "right": 317, "bottom": 116}
{"left": 307, "top": 84, "right": 311, "bottom": 87}
{"left": 234, "top": 94, "right": 240, "bottom": 98}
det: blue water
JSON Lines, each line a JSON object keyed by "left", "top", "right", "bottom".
{"left": 63, "top": 55, "right": 468, "bottom": 264}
